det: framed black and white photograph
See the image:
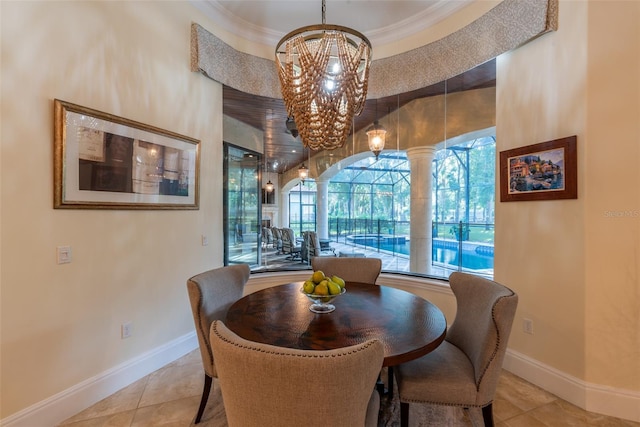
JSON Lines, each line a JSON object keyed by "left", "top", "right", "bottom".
{"left": 54, "top": 99, "right": 200, "bottom": 209}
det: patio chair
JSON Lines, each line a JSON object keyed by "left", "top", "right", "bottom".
{"left": 281, "top": 227, "right": 301, "bottom": 260}
{"left": 271, "top": 227, "right": 283, "bottom": 254}
{"left": 261, "top": 227, "right": 274, "bottom": 249}
{"left": 305, "top": 231, "right": 335, "bottom": 263}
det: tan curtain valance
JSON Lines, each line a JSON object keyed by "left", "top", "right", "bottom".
{"left": 191, "top": 0, "right": 557, "bottom": 99}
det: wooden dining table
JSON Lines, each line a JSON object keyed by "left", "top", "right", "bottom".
{"left": 224, "top": 281, "right": 447, "bottom": 368}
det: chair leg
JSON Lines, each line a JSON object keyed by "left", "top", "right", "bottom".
{"left": 376, "top": 373, "right": 385, "bottom": 397}
{"left": 387, "top": 366, "right": 394, "bottom": 399}
{"left": 400, "top": 402, "right": 410, "bottom": 427}
{"left": 481, "top": 403, "right": 494, "bottom": 427}
{"left": 194, "top": 374, "right": 212, "bottom": 424}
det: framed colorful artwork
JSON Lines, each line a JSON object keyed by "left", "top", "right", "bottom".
{"left": 500, "top": 135, "right": 577, "bottom": 202}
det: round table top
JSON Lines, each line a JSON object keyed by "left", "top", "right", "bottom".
{"left": 225, "top": 282, "right": 447, "bottom": 367}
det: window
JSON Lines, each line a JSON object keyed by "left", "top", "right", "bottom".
{"left": 224, "top": 143, "right": 261, "bottom": 266}
{"left": 225, "top": 60, "right": 496, "bottom": 278}
{"left": 288, "top": 181, "right": 316, "bottom": 235}
{"left": 432, "top": 137, "right": 495, "bottom": 278}
{"left": 322, "top": 136, "right": 495, "bottom": 279}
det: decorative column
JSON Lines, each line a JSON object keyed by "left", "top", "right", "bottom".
{"left": 315, "top": 178, "right": 329, "bottom": 239}
{"left": 406, "top": 146, "right": 436, "bottom": 274}
{"left": 280, "top": 189, "right": 290, "bottom": 227}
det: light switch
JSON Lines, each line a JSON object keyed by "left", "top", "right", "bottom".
{"left": 201, "top": 235, "right": 209, "bottom": 246}
{"left": 57, "top": 246, "right": 72, "bottom": 264}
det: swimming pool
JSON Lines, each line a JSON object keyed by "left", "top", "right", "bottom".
{"left": 347, "top": 234, "right": 494, "bottom": 271}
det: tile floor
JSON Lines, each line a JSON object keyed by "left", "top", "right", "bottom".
{"left": 59, "top": 349, "right": 639, "bottom": 427}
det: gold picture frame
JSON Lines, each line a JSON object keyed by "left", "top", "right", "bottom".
{"left": 54, "top": 99, "right": 200, "bottom": 209}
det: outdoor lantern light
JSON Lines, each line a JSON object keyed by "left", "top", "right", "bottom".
{"left": 265, "top": 179, "right": 274, "bottom": 193}
{"left": 298, "top": 163, "right": 309, "bottom": 183}
{"left": 367, "top": 100, "right": 386, "bottom": 159}
{"left": 367, "top": 121, "right": 386, "bottom": 160}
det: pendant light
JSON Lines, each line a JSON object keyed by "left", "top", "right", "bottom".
{"left": 298, "top": 163, "right": 309, "bottom": 184}
{"left": 298, "top": 147, "right": 310, "bottom": 184}
{"left": 264, "top": 159, "right": 274, "bottom": 192}
{"left": 265, "top": 177, "right": 274, "bottom": 193}
{"left": 367, "top": 100, "right": 386, "bottom": 159}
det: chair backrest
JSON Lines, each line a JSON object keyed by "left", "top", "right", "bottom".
{"left": 210, "top": 320, "right": 384, "bottom": 427}
{"left": 311, "top": 257, "right": 382, "bottom": 284}
{"left": 270, "top": 227, "right": 280, "bottom": 240}
{"left": 186, "top": 264, "right": 250, "bottom": 377}
{"left": 308, "top": 231, "right": 322, "bottom": 256}
{"left": 281, "top": 227, "right": 294, "bottom": 252}
{"left": 446, "top": 272, "right": 518, "bottom": 403}
{"left": 271, "top": 227, "right": 282, "bottom": 250}
{"left": 301, "top": 231, "right": 311, "bottom": 261}
{"left": 261, "top": 227, "right": 271, "bottom": 244}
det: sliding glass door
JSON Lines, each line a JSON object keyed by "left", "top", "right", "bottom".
{"left": 224, "top": 143, "right": 261, "bottom": 266}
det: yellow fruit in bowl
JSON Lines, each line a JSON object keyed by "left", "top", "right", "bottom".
{"left": 311, "top": 270, "right": 325, "bottom": 284}
{"left": 327, "top": 281, "right": 342, "bottom": 295}
{"left": 331, "top": 275, "right": 346, "bottom": 288}
{"left": 314, "top": 282, "right": 329, "bottom": 296}
{"left": 303, "top": 280, "right": 316, "bottom": 294}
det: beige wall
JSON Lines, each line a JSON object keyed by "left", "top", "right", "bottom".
{"left": 584, "top": 1, "right": 639, "bottom": 391}
{"left": 1, "top": 0, "right": 639, "bottom": 422}
{"left": 1, "top": 1, "right": 224, "bottom": 417}
{"left": 496, "top": 0, "right": 639, "bottom": 392}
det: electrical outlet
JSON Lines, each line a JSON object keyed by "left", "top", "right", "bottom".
{"left": 523, "top": 318, "right": 534, "bottom": 335}
{"left": 121, "top": 322, "right": 133, "bottom": 339}
{"left": 57, "top": 246, "right": 72, "bottom": 264}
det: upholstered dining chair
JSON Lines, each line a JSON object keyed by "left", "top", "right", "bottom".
{"left": 210, "top": 320, "right": 384, "bottom": 427}
{"left": 395, "top": 272, "right": 518, "bottom": 427}
{"left": 311, "top": 256, "right": 382, "bottom": 284}
{"left": 186, "top": 264, "right": 251, "bottom": 424}
{"left": 311, "top": 256, "right": 387, "bottom": 393}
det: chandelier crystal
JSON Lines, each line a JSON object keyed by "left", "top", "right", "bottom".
{"left": 275, "top": 0, "right": 372, "bottom": 151}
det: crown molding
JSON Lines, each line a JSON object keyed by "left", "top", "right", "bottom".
{"left": 191, "top": 0, "right": 474, "bottom": 49}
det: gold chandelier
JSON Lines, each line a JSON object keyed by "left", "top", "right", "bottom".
{"left": 275, "top": 0, "right": 372, "bottom": 151}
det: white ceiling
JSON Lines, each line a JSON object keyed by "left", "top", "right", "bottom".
{"left": 192, "top": 0, "right": 473, "bottom": 48}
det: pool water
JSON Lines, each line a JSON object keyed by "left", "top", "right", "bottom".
{"left": 353, "top": 237, "right": 494, "bottom": 271}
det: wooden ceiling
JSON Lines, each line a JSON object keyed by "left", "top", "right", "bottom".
{"left": 223, "top": 59, "right": 495, "bottom": 174}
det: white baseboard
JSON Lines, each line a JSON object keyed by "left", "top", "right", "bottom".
{"left": 4, "top": 307, "right": 638, "bottom": 425}
{"left": 1, "top": 332, "right": 198, "bottom": 427}
{"left": 504, "top": 349, "right": 640, "bottom": 423}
